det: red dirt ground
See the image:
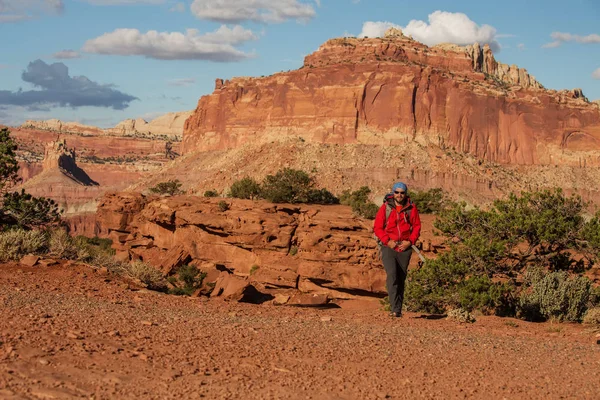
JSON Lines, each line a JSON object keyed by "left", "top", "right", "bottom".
{"left": 1, "top": 262, "right": 599, "bottom": 399}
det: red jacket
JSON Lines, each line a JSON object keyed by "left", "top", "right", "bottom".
{"left": 373, "top": 199, "right": 421, "bottom": 246}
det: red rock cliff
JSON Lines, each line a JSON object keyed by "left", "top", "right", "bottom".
{"left": 184, "top": 33, "right": 600, "bottom": 166}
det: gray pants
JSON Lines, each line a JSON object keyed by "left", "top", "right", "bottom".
{"left": 381, "top": 246, "right": 412, "bottom": 313}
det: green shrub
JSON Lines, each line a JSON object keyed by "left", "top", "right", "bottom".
{"left": 249, "top": 265, "right": 259, "bottom": 275}
{"left": 410, "top": 188, "right": 447, "bottom": 214}
{"left": 169, "top": 264, "right": 206, "bottom": 296}
{"left": 307, "top": 188, "right": 339, "bottom": 205}
{"left": 0, "top": 229, "right": 47, "bottom": 261}
{"left": 203, "top": 190, "right": 219, "bottom": 198}
{"left": 260, "top": 168, "right": 314, "bottom": 203}
{"left": 230, "top": 177, "right": 261, "bottom": 200}
{"left": 217, "top": 200, "right": 230, "bottom": 212}
{"left": 0, "top": 127, "right": 20, "bottom": 192}
{"left": 517, "top": 268, "right": 591, "bottom": 322}
{"left": 339, "top": 186, "right": 379, "bottom": 219}
{"left": 289, "top": 246, "right": 298, "bottom": 256}
{"left": 149, "top": 179, "right": 183, "bottom": 196}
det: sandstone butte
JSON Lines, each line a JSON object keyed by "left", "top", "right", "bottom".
{"left": 5, "top": 112, "right": 191, "bottom": 234}
{"left": 183, "top": 30, "right": 600, "bottom": 168}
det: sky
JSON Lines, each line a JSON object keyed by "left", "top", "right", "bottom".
{"left": 0, "top": 0, "right": 599, "bottom": 128}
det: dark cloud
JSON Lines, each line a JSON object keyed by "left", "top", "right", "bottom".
{"left": 0, "top": 59, "right": 137, "bottom": 110}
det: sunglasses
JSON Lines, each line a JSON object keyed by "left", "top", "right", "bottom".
{"left": 394, "top": 190, "right": 406, "bottom": 194}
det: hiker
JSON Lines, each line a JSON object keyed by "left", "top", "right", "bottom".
{"left": 373, "top": 182, "right": 421, "bottom": 318}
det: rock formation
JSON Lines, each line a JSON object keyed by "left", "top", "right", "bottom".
{"left": 183, "top": 35, "right": 600, "bottom": 167}
{"left": 23, "top": 110, "right": 192, "bottom": 140}
{"left": 97, "top": 193, "right": 439, "bottom": 297}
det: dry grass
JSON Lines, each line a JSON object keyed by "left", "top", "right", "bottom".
{"left": 0, "top": 229, "right": 47, "bottom": 261}
{"left": 582, "top": 307, "right": 600, "bottom": 326}
{"left": 121, "top": 261, "right": 166, "bottom": 291}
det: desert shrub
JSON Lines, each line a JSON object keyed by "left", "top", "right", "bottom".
{"left": 582, "top": 307, "right": 600, "bottom": 325}
{"left": 260, "top": 168, "right": 314, "bottom": 203}
{"left": 289, "top": 246, "right": 298, "bottom": 256}
{"left": 517, "top": 268, "right": 591, "bottom": 322}
{"left": 457, "top": 276, "right": 514, "bottom": 314}
{"left": 217, "top": 200, "right": 230, "bottom": 212}
{"left": 169, "top": 264, "right": 206, "bottom": 296}
{"left": 380, "top": 296, "right": 391, "bottom": 312}
{"left": 339, "top": 186, "right": 379, "bottom": 219}
{"left": 122, "top": 261, "right": 166, "bottom": 291}
{"left": 589, "top": 285, "right": 600, "bottom": 307}
{"left": 230, "top": 177, "right": 261, "bottom": 200}
{"left": 203, "top": 190, "right": 219, "bottom": 198}
{"left": 0, "top": 229, "right": 47, "bottom": 261}
{"left": 307, "top": 188, "right": 339, "bottom": 205}
{"left": 447, "top": 308, "right": 476, "bottom": 323}
{"left": 48, "top": 228, "right": 79, "bottom": 260}
{"left": 249, "top": 265, "right": 259, "bottom": 275}
{"left": 580, "top": 212, "right": 600, "bottom": 261}
{"left": 2, "top": 189, "right": 62, "bottom": 229}
{"left": 149, "top": 179, "right": 183, "bottom": 196}
{"left": 409, "top": 188, "right": 447, "bottom": 214}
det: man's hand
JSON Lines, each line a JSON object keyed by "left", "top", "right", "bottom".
{"left": 399, "top": 240, "right": 412, "bottom": 251}
{"left": 387, "top": 240, "right": 397, "bottom": 249}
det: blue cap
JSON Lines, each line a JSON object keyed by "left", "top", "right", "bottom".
{"left": 392, "top": 182, "right": 408, "bottom": 192}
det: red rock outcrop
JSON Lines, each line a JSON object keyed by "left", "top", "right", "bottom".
{"left": 183, "top": 34, "right": 600, "bottom": 167}
{"left": 96, "top": 193, "right": 436, "bottom": 296}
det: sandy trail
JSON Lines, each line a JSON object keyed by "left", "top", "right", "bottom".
{"left": 1, "top": 263, "right": 599, "bottom": 399}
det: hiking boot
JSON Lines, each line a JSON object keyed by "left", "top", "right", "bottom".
{"left": 390, "top": 311, "right": 403, "bottom": 318}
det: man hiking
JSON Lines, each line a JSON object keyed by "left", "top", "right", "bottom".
{"left": 373, "top": 182, "right": 421, "bottom": 318}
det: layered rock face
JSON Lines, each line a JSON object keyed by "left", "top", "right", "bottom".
{"left": 184, "top": 32, "right": 600, "bottom": 167}
{"left": 96, "top": 193, "right": 436, "bottom": 296}
{"left": 23, "top": 110, "right": 192, "bottom": 140}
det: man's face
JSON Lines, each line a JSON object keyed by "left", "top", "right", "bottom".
{"left": 393, "top": 188, "right": 406, "bottom": 202}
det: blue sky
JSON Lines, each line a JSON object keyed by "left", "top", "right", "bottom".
{"left": 1, "top": 0, "right": 599, "bottom": 128}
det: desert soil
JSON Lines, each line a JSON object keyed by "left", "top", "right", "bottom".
{"left": 1, "top": 262, "right": 599, "bottom": 400}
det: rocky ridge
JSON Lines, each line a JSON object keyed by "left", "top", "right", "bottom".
{"left": 183, "top": 29, "right": 600, "bottom": 168}
{"left": 23, "top": 110, "right": 192, "bottom": 140}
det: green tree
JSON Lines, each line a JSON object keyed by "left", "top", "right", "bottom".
{"left": 149, "top": 179, "right": 183, "bottom": 196}
{"left": 0, "top": 128, "right": 20, "bottom": 193}
{"left": 2, "top": 189, "right": 62, "bottom": 229}
{"left": 230, "top": 177, "right": 261, "bottom": 200}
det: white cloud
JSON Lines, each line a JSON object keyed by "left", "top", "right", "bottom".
{"left": 0, "top": 0, "right": 63, "bottom": 22}
{"left": 517, "top": 43, "right": 525, "bottom": 51}
{"left": 190, "top": 0, "right": 316, "bottom": 24}
{"left": 169, "top": 2, "right": 185, "bottom": 12}
{"left": 358, "top": 11, "right": 500, "bottom": 52}
{"left": 542, "top": 31, "right": 600, "bottom": 48}
{"left": 52, "top": 49, "right": 81, "bottom": 59}
{"left": 168, "top": 78, "right": 196, "bottom": 87}
{"left": 82, "top": 26, "right": 257, "bottom": 61}
{"left": 83, "top": 0, "right": 165, "bottom": 5}
{"left": 592, "top": 68, "right": 600, "bottom": 80}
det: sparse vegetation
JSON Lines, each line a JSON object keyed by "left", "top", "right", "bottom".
{"left": 406, "top": 189, "right": 598, "bottom": 322}
{"left": 203, "top": 189, "right": 219, "bottom": 198}
{"left": 149, "top": 179, "right": 183, "bottom": 196}
{"left": 339, "top": 186, "right": 379, "bottom": 219}
{"left": 447, "top": 308, "right": 476, "bottom": 323}
{"left": 217, "top": 200, "right": 230, "bottom": 212}
{"left": 229, "top": 177, "right": 261, "bottom": 200}
{"left": 409, "top": 188, "right": 447, "bottom": 214}
{"left": 0, "top": 229, "right": 47, "bottom": 261}
{"left": 169, "top": 264, "right": 206, "bottom": 296}
{"left": 249, "top": 265, "right": 260, "bottom": 275}
{"left": 122, "top": 261, "right": 166, "bottom": 291}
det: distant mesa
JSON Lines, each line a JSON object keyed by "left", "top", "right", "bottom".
{"left": 184, "top": 34, "right": 600, "bottom": 167}
{"left": 22, "top": 111, "right": 193, "bottom": 141}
